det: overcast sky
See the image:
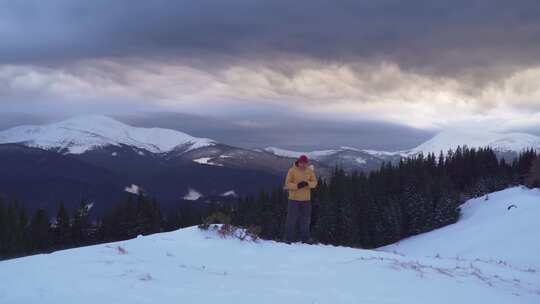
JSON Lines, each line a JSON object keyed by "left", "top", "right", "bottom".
{"left": 1, "top": 1, "right": 540, "bottom": 148}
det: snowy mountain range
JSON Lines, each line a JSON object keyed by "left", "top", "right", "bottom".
{"left": 0, "top": 115, "right": 216, "bottom": 154}
{"left": 1, "top": 186, "right": 538, "bottom": 303}
{"left": 2, "top": 115, "right": 538, "bottom": 166}
{"left": 0, "top": 115, "right": 319, "bottom": 175}
{"left": 264, "top": 129, "right": 540, "bottom": 168}
{"left": 263, "top": 146, "right": 397, "bottom": 171}
{"left": 1, "top": 115, "right": 539, "bottom": 214}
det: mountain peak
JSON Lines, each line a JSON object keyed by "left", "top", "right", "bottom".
{"left": 0, "top": 115, "right": 216, "bottom": 154}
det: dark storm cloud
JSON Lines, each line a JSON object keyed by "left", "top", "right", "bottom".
{"left": 2, "top": 0, "right": 540, "bottom": 73}
{"left": 2, "top": 0, "right": 540, "bottom": 134}
{"left": 111, "top": 112, "right": 435, "bottom": 151}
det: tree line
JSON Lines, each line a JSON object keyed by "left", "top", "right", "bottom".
{"left": 0, "top": 194, "right": 225, "bottom": 260}
{"left": 1, "top": 146, "right": 538, "bottom": 259}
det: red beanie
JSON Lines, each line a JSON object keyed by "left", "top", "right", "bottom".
{"left": 298, "top": 155, "right": 309, "bottom": 164}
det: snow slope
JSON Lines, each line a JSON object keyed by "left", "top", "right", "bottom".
{"left": 408, "top": 130, "right": 540, "bottom": 155}
{"left": 193, "top": 157, "right": 223, "bottom": 166}
{"left": 1, "top": 187, "right": 540, "bottom": 303}
{"left": 382, "top": 186, "right": 540, "bottom": 268}
{"left": 0, "top": 115, "right": 216, "bottom": 154}
{"left": 124, "top": 184, "right": 143, "bottom": 195}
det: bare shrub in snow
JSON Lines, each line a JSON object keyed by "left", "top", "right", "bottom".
{"left": 198, "top": 211, "right": 260, "bottom": 241}
{"left": 138, "top": 273, "right": 153, "bottom": 281}
{"left": 198, "top": 212, "right": 231, "bottom": 230}
{"left": 200, "top": 223, "right": 260, "bottom": 242}
{"left": 117, "top": 246, "right": 128, "bottom": 255}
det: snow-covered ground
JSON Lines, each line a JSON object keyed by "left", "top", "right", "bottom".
{"left": 183, "top": 188, "right": 203, "bottom": 201}
{"left": 193, "top": 157, "right": 223, "bottom": 166}
{"left": 124, "top": 184, "right": 142, "bottom": 195}
{"left": 221, "top": 190, "right": 237, "bottom": 197}
{"left": 1, "top": 187, "right": 539, "bottom": 303}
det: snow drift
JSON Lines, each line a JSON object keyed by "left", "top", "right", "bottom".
{"left": 382, "top": 186, "right": 540, "bottom": 268}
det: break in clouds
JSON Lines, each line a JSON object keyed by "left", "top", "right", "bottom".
{"left": 1, "top": 0, "right": 540, "bottom": 131}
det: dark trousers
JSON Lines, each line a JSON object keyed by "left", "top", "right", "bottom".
{"left": 284, "top": 200, "right": 312, "bottom": 242}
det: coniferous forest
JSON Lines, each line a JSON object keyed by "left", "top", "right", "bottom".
{"left": 234, "top": 147, "right": 538, "bottom": 247}
{"left": 1, "top": 146, "right": 538, "bottom": 260}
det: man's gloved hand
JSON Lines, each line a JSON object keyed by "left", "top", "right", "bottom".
{"left": 297, "top": 181, "right": 309, "bottom": 189}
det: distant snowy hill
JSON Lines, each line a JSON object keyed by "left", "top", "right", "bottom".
{"left": 263, "top": 146, "right": 399, "bottom": 171}
{"left": 1, "top": 187, "right": 539, "bottom": 303}
{"left": 266, "top": 130, "right": 540, "bottom": 168}
{"left": 382, "top": 186, "right": 540, "bottom": 268}
{"left": 0, "top": 115, "right": 216, "bottom": 154}
{"left": 407, "top": 130, "right": 540, "bottom": 156}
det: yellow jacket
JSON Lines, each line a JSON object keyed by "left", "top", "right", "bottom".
{"left": 284, "top": 164, "right": 318, "bottom": 202}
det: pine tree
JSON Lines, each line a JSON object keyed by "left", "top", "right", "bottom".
{"left": 71, "top": 200, "right": 90, "bottom": 245}
{"left": 313, "top": 186, "right": 337, "bottom": 244}
{"left": 527, "top": 156, "right": 540, "bottom": 188}
{"left": 29, "top": 208, "right": 51, "bottom": 253}
{"left": 4, "top": 201, "right": 26, "bottom": 257}
{"left": 0, "top": 196, "right": 7, "bottom": 257}
{"left": 54, "top": 201, "right": 71, "bottom": 248}
{"left": 18, "top": 206, "right": 29, "bottom": 255}
{"left": 149, "top": 198, "right": 163, "bottom": 234}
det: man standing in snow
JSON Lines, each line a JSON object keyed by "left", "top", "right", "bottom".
{"left": 284, "top": 155, "right": 318, "bottom": 243}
